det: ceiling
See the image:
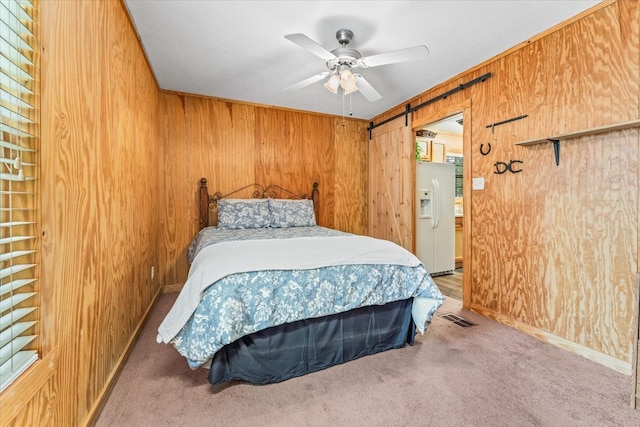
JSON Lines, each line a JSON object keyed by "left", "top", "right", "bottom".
{"left": 425, "top": 113, "right": 464, "bottom": 136}
{"left": 123, "top": 1, "right": 600, "bottom": 121}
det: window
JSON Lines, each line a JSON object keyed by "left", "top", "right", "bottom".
{"left": 446, "top": 155, "right": 463, "bottom": 198}
{"left": 0, "top": 0, "right": 39, "bottom": 392}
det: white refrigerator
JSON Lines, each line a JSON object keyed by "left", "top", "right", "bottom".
{"left": 416, "top": 162, "right": 455, "bottom": 276}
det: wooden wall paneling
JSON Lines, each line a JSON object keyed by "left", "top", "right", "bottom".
{"left": 401, "top": 118, "right": 414, "bottom": 251}
{"left": 254, "top": 108, "right": 333, "bottom": 226}
{"left": 160, "top": 96, "right": 259, "bottom": 286}
{"left": 201, "top": 100, "right": 256, "bottom": 196}
{"left": 297, "top": 113, "right": 336, "bottom": 228}
{"left": 334, "top": 119, "right": 368, "bottom": 235}
{"left": 41, "top": 0, "right": 106, "bottom": 420}
{"left": 1, "top": 350, "right": 57, "bottom": 426}
{"left": 371, "top": 0, "right": 639, "bottom": 372}
{"left": 254, "top": 108, "right": 287, "bottom": 189}
{"left": 535, "top": 130, "right": 638, "bottom": 359}
{"left": 469, "top": 68, "right": 507, "bottom": 315}
{"left": 11, "top": 0, "right": 163, "bottom": 425}
{"left": 470, "top": 1, "right": 638, "bottom": 367}
{"left": 190, "top": 100, "right": 254, "bottom": 232}
{"left": 368, "top": 123, "right": 389, "bottom": 241}
{"left": 5, "top": 376, "right": 56, "bottom": 427}
{"left": 8, "top": 1, "right": 635, "bottom": 424}
{"left": 255, "top": 108, "right": 301, "bottom": 188}
{"left": 635, "top": 272, "right": 640, "bottom": 408}
{"left": 368, "top": 117, "right": 414, "bottom": 251}
{"left": 158, "top": 94, "right": 189, "bottom": 287}
{"left": 158, "top": 97, "right": 369, "bottom": 287}
{"left": 460, "top": 100, "right": 473, "bottom": 309}
{"left": 498, "top": 44, "right": 549, "bottom": 329}
{"left": 367, "top": 134, "right": 382, "bottom": 239}
{"left": 637, "top": 0, "right": 640, "bottom": 394}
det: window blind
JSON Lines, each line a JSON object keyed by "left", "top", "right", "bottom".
{"left": 0, "top": 0, "right": 38, "bottom": 393}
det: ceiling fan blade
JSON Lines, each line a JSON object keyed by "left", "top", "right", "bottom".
{"left": 282, "top": 72, "right": 330, "bottom": 92}
{"left": 285, "top": 33, "right": 336, "bottom": 61}
{"left": 353, "top": 74, "right": 382, "bottom": 102}
{"left": 358, "top": 45, "right": 429, "bottom": 68}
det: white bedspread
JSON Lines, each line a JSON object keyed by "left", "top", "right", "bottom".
{"left": 157, "top": 235, "right": 422, "bottom": 344}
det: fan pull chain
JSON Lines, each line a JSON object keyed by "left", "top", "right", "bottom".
{"left": 342, "top": 91, "right": 345, "bottom": 126}
{"left": 341, "top": 91, "right": 354, "bottom": 126}
{"left": 349, "top": 93, "right": 353, "bottom": 117}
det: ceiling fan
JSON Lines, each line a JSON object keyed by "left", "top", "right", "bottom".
{"left": 283, "top": 29, "right": 429, "bottom": 102}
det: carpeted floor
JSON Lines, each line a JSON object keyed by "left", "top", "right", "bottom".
{"left": 96, "top": 294, "right": 640, "bottom": 427}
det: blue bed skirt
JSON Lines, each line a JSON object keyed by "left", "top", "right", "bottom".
{"left": 208, "top": 298, "right": 415, "bottom": 385}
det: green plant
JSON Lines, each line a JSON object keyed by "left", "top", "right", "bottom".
{"left": 415, "top": 142, "right": 422, "bottom": 161}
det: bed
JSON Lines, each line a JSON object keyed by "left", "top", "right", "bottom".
{"left": 157, "top": 178, "right": 444, "bottom": 385}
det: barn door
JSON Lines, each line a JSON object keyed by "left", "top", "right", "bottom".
{"left": 368, "top": 114, "right": 414, "bottom": 252}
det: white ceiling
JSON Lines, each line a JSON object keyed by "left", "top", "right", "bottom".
{"left": 425, "top": 113, "right": 464, "bottom": 136}
{"left": 124, "top": 0, "right": 600, "bottom": 120}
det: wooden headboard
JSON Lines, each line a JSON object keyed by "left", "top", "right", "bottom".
{"left": 198, "top": 178, "right": 319, "bottom": 230}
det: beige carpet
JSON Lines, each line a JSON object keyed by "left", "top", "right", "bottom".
{"left": 96, "top": 294, "right": 640, "bottom": 427}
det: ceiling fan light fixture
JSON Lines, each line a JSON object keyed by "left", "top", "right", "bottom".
{"left": 285, "top": 28, "right": 429, "bottom": 103}
{"left": 343, "top": 84, "right": 358, "bottom": 95}
{"left": 339, "top": 68, "right": 357, "bottom": 94}
{"left": 323, "top": 74, "right": 340, "bottom": 94}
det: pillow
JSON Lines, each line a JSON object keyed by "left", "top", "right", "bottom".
{"left": 269, "top": 198, "right": 316, "bottom": 228}
{"left": 217, "top": 198, "right": 270, "bottom": 229}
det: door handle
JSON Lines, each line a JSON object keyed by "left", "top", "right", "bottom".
{"left": 432, "top": 179, "right": 439, "bottom": 229}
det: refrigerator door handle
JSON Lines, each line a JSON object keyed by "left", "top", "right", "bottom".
{"left": 432, "top": 178, "right": 440, "bottom": 229}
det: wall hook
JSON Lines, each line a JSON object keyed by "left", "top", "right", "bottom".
{"left": 493, "top": 161, "right": 508, "bottom": 174}
{"left": 494, "top": 160, "right": 523, "bottom": 174}
{"left": 509, "top": 160, "right": 523, "bottom": 173}
{"left": 480, "top": 143, "right": 491, "bottom": 156}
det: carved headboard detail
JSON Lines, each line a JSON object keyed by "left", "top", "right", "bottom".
{"left": 198, "top": 178, "right": 319, "bottom": 230}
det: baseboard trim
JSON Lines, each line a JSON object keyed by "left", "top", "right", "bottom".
{"left": 83, "top": 285, "right": 163, "bottom": 427}
{"left": 163, "top": 282, "right": 183, "bottom": 293}
{"left": 470, "top": 304, "right": 632, "bottom": 376}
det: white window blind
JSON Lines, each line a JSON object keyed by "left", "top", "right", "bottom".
{"left": 0, "top": 0, "right": 38, "bottom": 393}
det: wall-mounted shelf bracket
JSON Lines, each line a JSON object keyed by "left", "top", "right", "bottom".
{"left": 514, "top": 119, "right": 640, "bottom": 166}
{"left": 549, "top": 139, "right": 560, "bottom": 166}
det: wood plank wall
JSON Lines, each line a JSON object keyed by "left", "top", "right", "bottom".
{"left": 1, "top": 1, "right": 162, "bottom": 426}
{"left": 3, "top": 1, "right": 637, "bottom": 425}
{"left": 368, "top": 117, "right": 415, "bottom": 251}
{"left": 157, "top": 95, "right": 369, "bottom": 286}
{"left": 371, "top": 0, "right": 639, "bottom": 371}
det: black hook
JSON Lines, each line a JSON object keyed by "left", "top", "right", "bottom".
{"left": 480, "top": 143, "right": 491, "bottom": 156}
{"left": 493, "top": 161, "right": 508, "bottom": 174}
{"left": 509, "top": 160, "right": 523, "bottom": 173}
{"left": 494, "top": 160, "right": 523, "bottom": 174}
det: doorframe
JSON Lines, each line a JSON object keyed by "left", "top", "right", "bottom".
{"left": 412, "top": 99, "right": 472, "bottom": 309}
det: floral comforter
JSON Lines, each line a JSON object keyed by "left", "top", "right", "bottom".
{"left": 158, "top": 226, "right": 444, "bottom": 368}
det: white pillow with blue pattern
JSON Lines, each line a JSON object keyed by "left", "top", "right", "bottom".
{"left": 269, "top": 199, "right": 316, "bottom": 228}
{"left": 217, "top": 198, "right": 271, "bottom": 229}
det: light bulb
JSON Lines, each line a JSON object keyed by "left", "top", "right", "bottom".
{"left": 343, "top": 84, "right": 358, "bottom": 95}
{"left": 323, "top": 75, "right": 340, "bottom": 94}
{"left": 339, "top": 68, "right": 352, "bottom": 81}
{"left": 339, "top": 69, "right": 357, "bottom": 92}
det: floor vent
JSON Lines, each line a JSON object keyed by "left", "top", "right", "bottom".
{"left": 438, "top": 313, "right": 476, "bottom": 328}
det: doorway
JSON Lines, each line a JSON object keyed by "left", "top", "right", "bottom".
{"left": 414, "top": 112, "right": 464, "bottom": 301}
